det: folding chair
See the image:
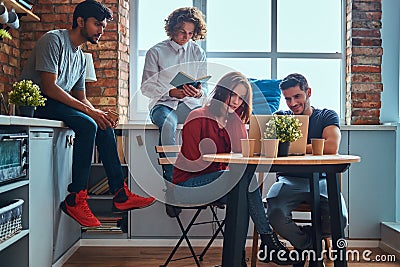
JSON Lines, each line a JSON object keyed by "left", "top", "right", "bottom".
{"left": 155, "top": 145, "right": 225, "bottom": 267}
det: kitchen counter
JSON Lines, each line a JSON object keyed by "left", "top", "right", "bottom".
{"left": 0, "top": 115, "right": 64, "bottom": 127}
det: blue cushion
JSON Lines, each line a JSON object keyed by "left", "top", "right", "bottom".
{"left": 249, "top": 78, "right": 281, "bottom": 114}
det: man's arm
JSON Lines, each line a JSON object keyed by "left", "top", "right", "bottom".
{"left": 321, "top": 125, "right": 341, "bottom": 154}
{"left": 305, "top": 125, "right": 340, "bottom": 154}
{"left": 40, "top": 72, "right": 113, "bottom": 130}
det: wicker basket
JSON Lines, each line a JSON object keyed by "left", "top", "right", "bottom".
{"left": 0, "top": 199, "right": 23, "bottom": 242}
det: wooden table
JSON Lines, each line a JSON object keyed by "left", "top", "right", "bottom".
{"left": 202, "top": 154, "right": 361, "bottom": 267}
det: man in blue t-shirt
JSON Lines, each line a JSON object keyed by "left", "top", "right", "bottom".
{"left": 264, "top": 73, "right": 347, "bottom": 264}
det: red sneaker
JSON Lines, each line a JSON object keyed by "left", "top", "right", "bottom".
{"left": 60, "top": 190, "right": 101, "bottom": 227}
{"left": 112, "top": 183, "right": 155, "bottom": 212}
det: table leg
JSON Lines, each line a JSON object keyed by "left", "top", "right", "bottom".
{"left": 326, "top": 172, "right": 348, "bottom": 267}
{"left": 310, "top": 172, "right": 324, "bottom": 267}
{"left": 222, "top": 164, "right": 255, "bottom": 267}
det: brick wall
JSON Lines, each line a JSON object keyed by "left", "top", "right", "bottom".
{"left": 0, "top": 1, "right": 384, "bottom": 125}
{"left": 345, "top": 0, "right": 383, "bottom": 125}
{"left": 0, "top": 0, "right": 129, "bottom": 122}
{"left": 0, "top": 28, "right": 20, "bottom": 111}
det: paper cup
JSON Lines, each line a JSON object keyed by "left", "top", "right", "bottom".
{"left": 262, "top": 139, "right": 279, "bottom": 158}
{"left": 241, "top": 139, "right": 256, "bottom": 157}
{"left": 311, "top": 138, "right": 325, "bottom": 155}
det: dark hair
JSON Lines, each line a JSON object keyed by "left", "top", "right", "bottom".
{"left": 279, "top": 73, "right": 309, "bottom": 92}
{"left": 208, "top": 72, "right": 252, "bottom": 123}
{"left": 164, "top": 7, "right": 207, "bottom": 41}
{"left": 72, "top": 0, "right": 113, "bottom": 29}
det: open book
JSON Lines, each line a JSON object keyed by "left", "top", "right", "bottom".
{"left": 170, "top": 71, "right": 211, "bottom": 89}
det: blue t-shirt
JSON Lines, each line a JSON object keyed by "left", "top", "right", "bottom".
{"left": 275, "top": 108, "right": 340, "bottom": 144}
{"left": 275, "top": 108, "right": 340, "bottom": 178}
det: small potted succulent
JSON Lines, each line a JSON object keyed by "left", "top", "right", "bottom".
{"left": 8, "top": 80, "right": 46, "bottom": 117}
{"left": 264, "top": 114, "right": 303, "bottom": 156}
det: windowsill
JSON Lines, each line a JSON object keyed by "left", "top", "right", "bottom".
{"left": 119, "top": 123, "right": 397, "bottom": 131}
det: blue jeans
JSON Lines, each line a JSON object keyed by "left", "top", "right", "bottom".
{"left": 178, "top": 171, "right": 272, "bottom": 235}
{"left": 267, "top": 177, "right": 348, "bottom": 250}
{"left": 150, "top": 103, "right": 195, "bottom": 182}
{"left": 35, "top": 97, "right": 124, "bottom": 193}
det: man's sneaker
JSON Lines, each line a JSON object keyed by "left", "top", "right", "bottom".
{"left": 112, "top": 183, "right": 155, "bottom": 212}
{"left": 60, "top": 190, "right": 101, "bottom": 227}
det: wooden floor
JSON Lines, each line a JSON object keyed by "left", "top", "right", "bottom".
{"left": 63, "top": 246, "right": 400, "bottom": 267}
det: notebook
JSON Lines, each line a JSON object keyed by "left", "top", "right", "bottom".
{"left": 248, "top": 114, "right": 309, "bottom": 155}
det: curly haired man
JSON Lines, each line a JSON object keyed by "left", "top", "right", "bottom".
{"left": 141, "top": 7, "right": 208, "bottom": 217}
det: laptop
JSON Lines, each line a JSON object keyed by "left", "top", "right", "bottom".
{"left": 248, "top": 114, "right": 309, "bottom": 155}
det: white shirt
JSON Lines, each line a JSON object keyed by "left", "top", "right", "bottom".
{"left": 141, "top": 39, "right": 207, "bottom": 110}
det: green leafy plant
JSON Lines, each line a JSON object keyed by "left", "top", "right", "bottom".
{"left": 264, "top": 114, "right": 303, "bottom": 143}
{"left": 0, "top": 29, "right": 12, "bottom": 40}
{"left": 8, "top": 80, "right": 46, "bottom": 107}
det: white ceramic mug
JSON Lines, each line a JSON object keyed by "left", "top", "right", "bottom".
{"left": 0, "top": 2, "right": 8, "bottom": 24}
{"left": 7, "top": 8, "right": 19, "bottom": 29}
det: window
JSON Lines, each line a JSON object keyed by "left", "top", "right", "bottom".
{"left": 130, "top": 0, "right": 344, "bottom": 122}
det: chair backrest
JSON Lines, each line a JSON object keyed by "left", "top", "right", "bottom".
{"left": 155, "top": 145, "right": 181, "bottom": 165}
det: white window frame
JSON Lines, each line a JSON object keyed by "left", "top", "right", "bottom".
{"left": 129, "top": 0, "right": 345, "bottom": 123}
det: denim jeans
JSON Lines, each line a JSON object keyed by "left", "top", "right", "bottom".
{"left": 150, "top": 103, "right": 195, "bottom": 182}
{"left": 267, "top": 178, "right": 348, "bottom": 250}
{"left": 178, "top": 170, "right": 272, "bottom": 235}
{"left": 35, "top": 97, "right": 124, "bottom": 193}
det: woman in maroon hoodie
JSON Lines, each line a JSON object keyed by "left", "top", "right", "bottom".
{"left": 172, "top": 71, "right": 297, "bottom": 266}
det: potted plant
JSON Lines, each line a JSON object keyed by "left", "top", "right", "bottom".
{"left": 263, "top": 114, "right": 303, "bottom": 156}
{"left": 8, "top": 80, "right": 46, "bottom": 117}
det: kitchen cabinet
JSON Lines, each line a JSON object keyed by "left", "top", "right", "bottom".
{"left": 0, "top": 126, "right": 29, "bottom": 266}
{"left": 0, "top": 117, "right": 81, "bottom": 266}
{"left": 29, "top": 128, "right": 54, "bottom": 267}
{"left": 52, "top": 128, "right": 81, "bottom": 263}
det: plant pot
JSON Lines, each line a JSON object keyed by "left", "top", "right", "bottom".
{"left": 15, "top": 105, "right": 35, "bottom": 117}
{"left": 277, "top": 141, "right": 290, "bottom": 157}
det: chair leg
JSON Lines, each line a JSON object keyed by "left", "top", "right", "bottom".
{"left": 250, "top": 225, "right": 259, "bottom": 267}
{"left": 161, "top": 209, "right": 203, "bottom": 267}
{"left": 198, "top": 208, "right": 226, "bottom": 261}
{"left": 324, "top": 237, "right": 331, "bottom": 258}
{"left": 250, "top": 171, "right": 264, "bottom": 267}
{"left": 210, "top": 206, "right": 225, "bottom": 236}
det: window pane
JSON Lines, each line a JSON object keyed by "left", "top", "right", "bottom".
{"left": 207, "top": 0, "right": 271, "bottom": 52}
{"left": 134, "top": 56, "right": 148, "bottom": 113}
{"left": 277, "top": 59, "right": 341, "bottom": 114}
{"left": 138, "top": 0, "right": 192, "bottom": 50}
{"left": 207, "top": 58, "right": 271, "bottom": 79}
{"left": 277, "top": 0, "right": 341, "bottom": 52}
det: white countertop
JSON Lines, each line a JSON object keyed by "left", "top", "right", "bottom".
{"left": 0, "top": 115, "right": 65, "bottom": 127}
